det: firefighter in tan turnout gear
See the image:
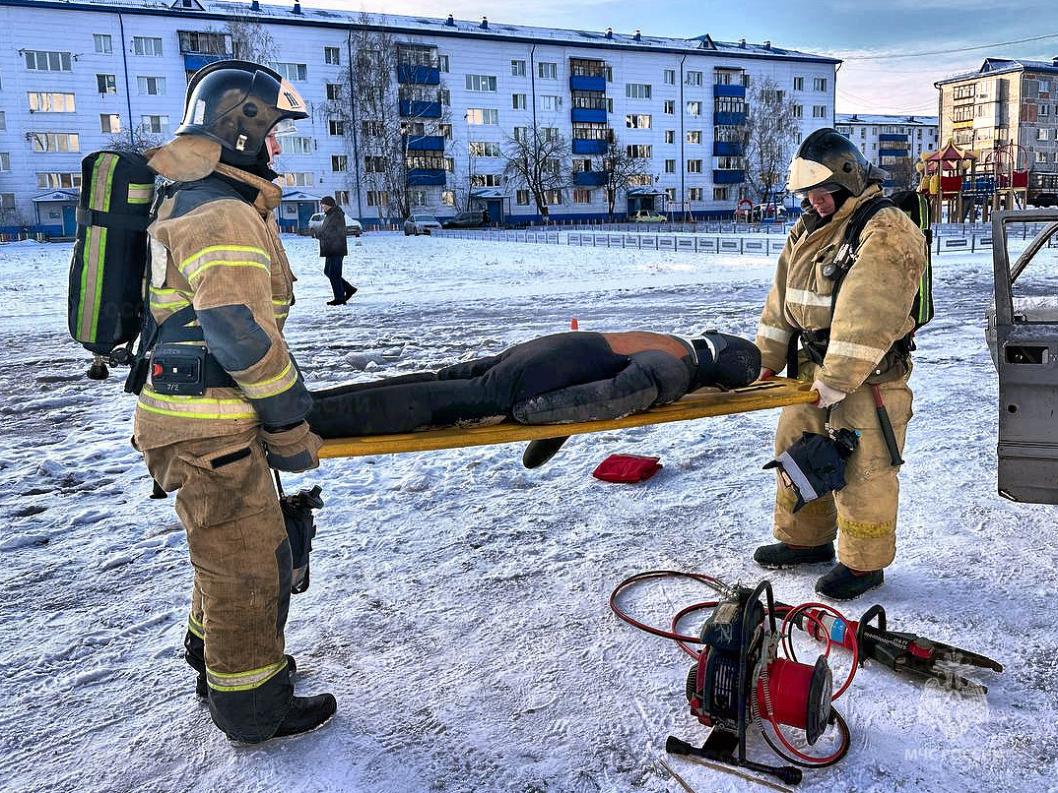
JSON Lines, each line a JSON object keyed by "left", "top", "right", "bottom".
{"left": 132, "top": 61, "right": 335, "bottom": 742}
{"left": 753, "top": 128, "right": 926, "bottom": 600}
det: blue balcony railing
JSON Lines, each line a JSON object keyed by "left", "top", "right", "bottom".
{"left": 713, "top": 84, "right": 746, "bottom": 98}
{"left": 406, "top": 168, "right": 447, "bottom": 186}
{"left": 712, "top": 169, "right": 745, "bottom": 184}
{"left": 183, "top": 52, "right": 228, "bottom": 71}
{"left": 406, "top": 135, "right": 445, "bottom": 151}
{"left": 571, "top": 107, "right": 607, "bottom": 124}
{"left": 714, "top": 111, "right": 747, "bottom": 126}
{"left": 879, "top": 148, "right": 909, "bottom": 158}
{"left": 712, "top": 141, "right": 743, "bottom": 157}
{"left": 574, "top": 171, "right": 608, "bottom": 187}
{"left": 879, "top": 133, "right": 908, "bottom": 142}
{"left": 570, "top": 74, "right": 606, "bottom": 93}
{"left": 397, "top": 64, "right": 441, "bottom": 85}
{"left": 399, "top": 100, "right": 442, "bottom": 118}
{"left": 572, "top": 139, "right": 608, "bottom": 155}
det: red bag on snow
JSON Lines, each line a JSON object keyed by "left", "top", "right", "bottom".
{"left": 592, "top": 454, "right": 662, "bottom": 483}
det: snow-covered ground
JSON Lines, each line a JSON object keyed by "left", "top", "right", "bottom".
{"left": 2, "top": 232, "right": 1057, "bottom": 793}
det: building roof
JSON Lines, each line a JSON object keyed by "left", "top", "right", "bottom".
{"left": 5, "top": 0, "right": 841, "bottom": 64}
{"left": 32, "top": 189, "right": 80, "bottom": 202}
{"left": 836, "top": 113, "right": 938, "bottom": 127}
{"left": 935, "top": 57, "right": 1058, "bottom": 87}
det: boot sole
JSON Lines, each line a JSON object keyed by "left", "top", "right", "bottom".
{"left": 754, "top": 556, "right": 835, "bottom": 570}
{"left": 815, "top": 577, "right": 884, "bottom": 601}
{"left": 227, "top": 711, "right": 337, "bottom": 746}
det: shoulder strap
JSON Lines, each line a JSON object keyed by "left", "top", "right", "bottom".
{"left": 828, "top": 197, "right": 896, "bottom": 318}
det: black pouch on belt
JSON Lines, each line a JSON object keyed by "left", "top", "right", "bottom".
{"left": 149, "top": 344, "right": 208, "bottom": 396}
{"left": 280, "top": 485, "right": 323, "bottom": 594}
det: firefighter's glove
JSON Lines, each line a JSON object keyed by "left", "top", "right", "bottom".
{"left": 261, "top": 421, "right": 323, "bottom": 473}
{"left": 811, "top": 379, "right": 846, "bottom": 408}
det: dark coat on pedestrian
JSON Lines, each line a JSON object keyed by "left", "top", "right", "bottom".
{"left": 316, "top": 205, "right": 348, "bottom": 258}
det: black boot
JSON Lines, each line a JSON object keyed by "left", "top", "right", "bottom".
{"left": 340, "top": 283, "right": 357, "bottom": 303}
{"left": 187, "top": 635, "right": 296, "bottom": 700}
{"left": 815, "top": 563, "right": 884, "bottom": 600}
{"left": 522, "top": 435, "right": 570, "bottom": 469}
{"left": 753, "top": 541, "right": 834, "bottom": 569}
{"left": 272, "top": 693, "right": 337, "bottom": 738}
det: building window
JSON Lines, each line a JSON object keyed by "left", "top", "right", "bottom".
{"left": 687, "top": 159, "right": 703, "bottom": 173}
{"left": 0, "top": 193, "right": 14, "bottom": 212}
{"left": 28, "top": 92, "right": 76, "bottom": 112}
{"left": 99, "top": 113, "right": 121, "bottom": 133}
{"left": 137, "top": 76, "right": 166, "bottom": 96}
{"left": 513, "top": 126, "right": 528, "bottom": 142}
{"left": 665, "top": 187, "right": 676, "bottom": 202}
{"left": 626, "top": 83, "right": 652, "bottom": 99}
{"left": 540, "top": 95, "right": 561, "bottom": 112}
{"left": 813, "top": 77, "right": 827, "bottom": 91}
{"left": 792, "top": 104, "right": 803, "bottom": 118}
{"left": 438, "top": 54, "right": 449, "bottom": 72}
{"left": 25, "top": 50, "right": 72, "bottom": 71}
{"left": 97, "top": 74, "right": 117, "bottom": 94}
{"left": 664, "top": 129, "right": 675, "bottom": 144}
{"left": 686, "top": 71, "right": 703, "bottom": 86}
{"left": 1038, "top": 128, "right": 1050, "bottom": 141}
{"left": 1036, "top": 151, "right": 1048, "bottom": 164}
{"left": 664, "top": 69, "right": 676, "bottom": 85}
{"left": 471, "top": 174, "right": 503, "bottom": 187}
{"left": 516, "top": 189, "right": 530, "bottom": 205}
{"left": 468, "top": 141, "right": 502, "bottom": 157}
{"left": 326, "top": 83, "right": 342, "bottom": 101}
{"left": 715, "top": 156, "right": 742, "bottom": 170}
{"left": 1040, "top": 104, "right": 1050, "bottom": 117}
{"left": 273, "top": 62, "right": 307, "bottom": 81}
{"left": 664, "top": 100, "right": 675, "bottom": 115}
{"left": 409, "top": 190, "right": 428, "bottom": 207}
{"left": 364, "top": 156, "right": 386, "bottom": 173}
{"left": 812, "top": 105, "right": 827, "bottom": 118}
{"left": 94, "top": 34, "right": 112, "bottom": 54}
{"left": 466, "top": 74, "right": 498, "bottom": 92}
{"left": 0, "top": 113, "right": 6, "bottom": 131}
{"left": 544, "top": 189, "right": 562, "bottom": 205}
{"left": 793, "top": 76, "right": 804, "bottom": 91}
{"left": 664, "top": 159, "right": 676, "bottom": 173}
{"left": 626, "top": 144, "right": 652, "bottom": 158}
{"left": 283, "top": 172, "right": 314, "bottom": 187}
{"left": 0, "top": 153, "right": 9, "bottom": 172}
{"left": 466, "top": 108, "right": 499, "bottom": 125}
{"left": 686, "top": 101, "right": 701, "bottom": 116}
{"left": 327, "top": 119, "right": 345, "bottom": 136}
{"left": 286, "top": 136, "right": 313, "bottom": 154}
{"left": 441, "top": 190, "right": 455, "bottom": 206}
{"left": 366, "top": 190, "right": 389, "bottom": 207}
{"left": 713, "top": 187, "right": 729, "bottom": 200}
{"left": 324, "top": 46, "right": 341, "bottom": 65}
{"left": 334, "top": 190, "right": 350, "bottom": 205}
{"left": 29, "top": 132, "right": 79, "bottom": 153}
{"left": 625, "top": 114, "right": 651, "bottom": 129}
{"left": 511, "top": 59, "right": 526, "bottom": 77}
{"left": 132, "top": 37, "right": 163, "bottom": 56}
{"left": 512, "top": 93, "right": 527, "bottom": 110}
{"left": 573, "top": 189, "right": 592, "bottom": 204}
{"left": 686, "top": 130, "right": 702, "bottom": 144}
{"left": 37, "top": 172, "right": 82, "bottom": 189}
{"left": 689, "top": 187, "right": 703, "bottom": 201}
{"left": 140, "top": 115, "right": 169, "bottom": 135}
{"left": 538, "top": 62, "right": 557, "bottom": 79}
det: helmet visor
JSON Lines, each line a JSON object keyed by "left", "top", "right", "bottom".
{"left": 788, "top": 156, "right": 834, "bottom": 195}
{"left": 270, "top": 118, "right": 299, "bottom": 137}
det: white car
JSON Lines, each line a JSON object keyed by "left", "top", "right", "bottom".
{"left": 403, "top": 214, "right": 443, "bottom": 236}
{"left": 308, "top": 211, "right": 363, "bottom": 237}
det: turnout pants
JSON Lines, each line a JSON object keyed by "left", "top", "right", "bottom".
{"left": 771, "top": 363, "right": 913, "bottom": 571}
{"left": 143, "top": 428, "right": 294, "bottom": 742}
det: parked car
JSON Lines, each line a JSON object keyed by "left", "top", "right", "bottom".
{"left": 632, "top": 209, "right": 667, "bottom": 223}
{"left": 442, "top": 210, "right": 487, "bottom": 229}
{"left": 308, "top": 211, "right": 363, "bottom": 237}
{"left": 751, "top": 203, "right": 787, "bottom": 222}
{"left": 404, "top": 214, "right": 443, "bottom": 235}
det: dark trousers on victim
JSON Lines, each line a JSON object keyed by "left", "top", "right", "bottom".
{"left": 323, "top": 255, "right": 353, "bottom": 302}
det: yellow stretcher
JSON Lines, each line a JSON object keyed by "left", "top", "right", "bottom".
{"left": 319, "top": 377, "right": 816, "bottom": 460}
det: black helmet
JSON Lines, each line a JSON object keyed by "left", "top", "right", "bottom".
{"left": 691, "top": 332, "right": 761, "bottom": 390}
{"left": 787, "top": 128, "right": 886, "bottom": 198}
{"left": 175, "top": 60, "right": 308, "bottom": 156}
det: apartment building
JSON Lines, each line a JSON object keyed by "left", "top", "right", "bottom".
{"left": 935, "top": 58, "right": 1058, "bottom": 176}
{"left": 835, "top": 113, "right": 939, "bottom": 190}
{"left": 0, "top": 0, "right": 839, "bottom": 233}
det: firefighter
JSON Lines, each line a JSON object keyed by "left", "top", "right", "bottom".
{"left": 132, "top": 61, "right": 334, "bottom": 742}
{"left": 753, "top": 128, "right": 926, "bottom": 600}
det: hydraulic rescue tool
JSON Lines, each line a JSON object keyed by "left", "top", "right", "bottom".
{"left": 610, "top": 570, "right": 1002, "bottom": 787}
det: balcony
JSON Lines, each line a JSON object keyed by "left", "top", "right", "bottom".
{"left": 712, "top": 169, "right": 745, "bottom": 184}
{"left": 713, "top": 83, "right": 746, "bottom": 98}
{"left": 712, "top": 141, "right": 743, "bottom": 157}
{"left": 406, "top": 169, "right": 447, "bottom": 186}
{"left": 399, "top": 100, "right": 442, "bottom": 118}
{"left": 398, "top": 64, "right": 441, "bottom": 86}
{"left": 714, "top": 111, "right": 747, "bottom": 126}
{"left": 879, "top": 133, "right": 908, "bottom": 142}
{"left": 572, "top": 139, "right": 608, "bottom": 155}
{"left": 570, "top": 74, "right": 606, "bottom": 93}
{"left": 406, "top": 135, "right": 445, "bottom": 151}
{"left": 183, "top": 52, "right": 229, "bottom": 72}
{"left": 879, "top": 148, "right": 909, "bottom": 158}
{"left": 571, "top": 107, "right": 607, "bottom": 124}
{"left": 574, "top": 171, "right": 608, "bottom": 187}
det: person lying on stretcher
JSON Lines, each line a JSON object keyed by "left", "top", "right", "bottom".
{"left": 308, "top": 330, "right": 760, "bottom": 467}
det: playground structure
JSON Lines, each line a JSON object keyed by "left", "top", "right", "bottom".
{"left": 917, "top": 139, "right": 1030, "bottom": 224}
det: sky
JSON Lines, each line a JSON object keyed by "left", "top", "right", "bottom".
{"left": 276, "top": 0, "right": 1058, "bottom": 117}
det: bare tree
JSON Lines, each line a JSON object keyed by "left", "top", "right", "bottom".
{"left": 885, "top": 157, "right": 915, "bottom": 192}
{"left": 740, "top": 77, "right": 799, "bottom": 206}
{"left": 105, "top": 127, "right": 163, "bottom": 155}
{"left": 502, "top": 124, "right": 572, "bottom": 220}
{"left": 587, "top": 136, "right": 652, "bottom": 219}
{"left": 227, "top": 13, "right": 277, "bottom": 63}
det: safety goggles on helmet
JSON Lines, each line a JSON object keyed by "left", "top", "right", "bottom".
{"left": 792, "top": 183, "right": 843, "bottom": 201}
